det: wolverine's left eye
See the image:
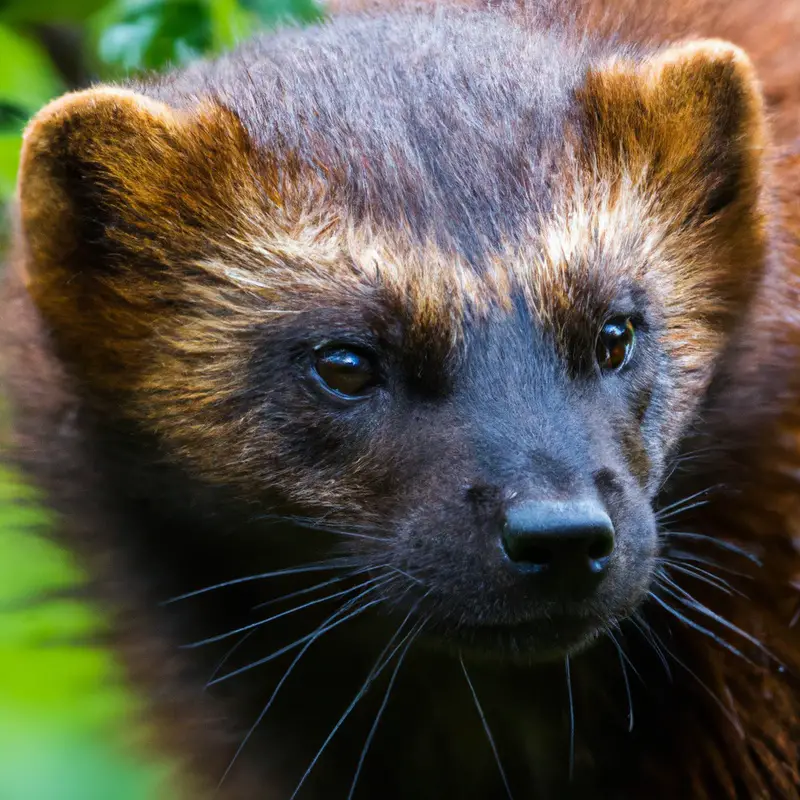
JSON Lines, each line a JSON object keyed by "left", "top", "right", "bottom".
{"left": 596, "top": 317, "right": 636, "bottom": 372}
{"left": 313, "top": 347, "right": 377, "bottom": 398}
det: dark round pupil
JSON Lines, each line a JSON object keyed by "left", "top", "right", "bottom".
{"left": 315, "top": 349, "right": 374, "bottom": 396}
{"left": 597, "top": 319, "right": 634, "bottom": 371}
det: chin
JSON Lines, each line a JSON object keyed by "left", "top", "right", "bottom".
{"left": 459, "top": 624, "right": 606, "bottom": 665}
{"left": 414, "top": 575, "right": 655, "bottom": 666}
{"left": 417, "top": 608, "right": 628, "bottom": 666}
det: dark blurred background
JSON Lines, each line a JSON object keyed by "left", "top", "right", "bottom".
{"left": 0, "top": 2, "right": 319, "bottom": 797}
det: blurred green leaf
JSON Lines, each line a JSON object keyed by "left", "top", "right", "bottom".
{"left": 209, "top": 0, "right": 258, "bottom": 50}
{"left": 0, "top": 23, "right": 63, "bottom": 121}
{"left": 244, "top": 0, "right": 321, "bottom": 26}
{"left": 0, "top": 132, "right": 21, "bottom": 198}
{"left": 0, "top": 24, "right": 62, "bottom": 201}
{"left": 0, "top": 724, "right": 163, "bottom": 800}
{"left": 0, "top": 469, "right": 168, "bottom": 799}
{"left": 94, "top": 0, "right": 213, "bottom": 75}
{"left": 0, "top": 0, "right": 110, "bottom": 24}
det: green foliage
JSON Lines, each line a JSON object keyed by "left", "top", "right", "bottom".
{"left": 0, "top": 1, "right": 323, "bottom": 795}
{"left": 244, "top": 0, "right": 321, "bottom": 26}
{"left": 93, "top": 0, "right": 215, "bottom": 74}
{"left": 91, "top": 0, "right": 258, "bottom": 75}
{"left": 0, "top": 131, "right": 22, "bottom": 199}
{"left": 0, "top": 0, "right": 110, "bottom": 24}
{"left": 0, "top": 469, "right": 168, "bottom": 799}
{"left": 0, "top": 25, "right": 63, "bottom": 114}
{"left": 0, "top": 24, "right": 64, "bottom": 196}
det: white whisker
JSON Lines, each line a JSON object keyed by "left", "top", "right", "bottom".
{"left": 290, "top": 604, "right": 425, "bottom": 798}
{"left": 210, "top": 576, "right": 396, "bottom": 687}
{"left": 163, "top": 558, "right": 361, "bottom": 604}
{"left": 607, "top": 630, "right": 634, "bottom": 732}
{"left": 565, "top": 655, "right": 575, "bottom": 781}
{"left": 348, "top": 617, "right": 428, "bottom": 799}
{"left": 186, "top": 574, "right": 386, "bottom": 648}
{"left": 460, "top": 652, "right": 514, "bottom": 799}
{"left": 216, "top": 578, "right": 396, "bottom": 789}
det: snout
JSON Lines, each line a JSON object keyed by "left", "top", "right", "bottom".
{"left": 501, "top": 499, "right": 615, "bottom": 598}
{"left": 390, "top": 462, "right": 656, "bottom": 659}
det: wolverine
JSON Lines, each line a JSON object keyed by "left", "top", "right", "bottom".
{"left": 2, "top": 0, "right": 800, "bottom": 796}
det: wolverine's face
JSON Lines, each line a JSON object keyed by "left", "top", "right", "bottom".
{"left": 17, "top": 15, "right": 765, "bottom": 660}
{"left": 268, "top": 284, "right": 661, "bottom": 658}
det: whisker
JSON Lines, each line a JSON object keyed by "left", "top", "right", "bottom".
{"left": 185, "top": 574, "right": 386, "bottom": 649}
{"left": 655, "top": 456, "right": 682, "bottom": 497}
{"left": 639, "top": 621, "right": 744, "bottom": 735}
{"left": 791, "top": 605, "right": 800, "bottom": 628}
{"left": 609, "top": 624, "right": 644, "bottom": 683}
{"left": 260, "top": 513, "right": 385, "bottom": 533}
{"left": 607, "top": 630, "right": 634, "bottom": 732}
{"left": 206, "top": 628, "right": 259, "bottom": 688}
{"left": 256, "top": 514, "right": 386, "bottom": 542}
{"left": 460, "top": 652, "right": 514, "bottom": 800}
{"left": 253, "top": 566, "right": 376, "bottom": 611}
{"left": 210, "top": 576, "right": 396, "bottom": 687}
{"left": 660, "top": 560, "right": 743, "bottom": 598}
{"left": 565, "top": 655, "right": 575, "bottom": 782}
{"left": 662, "top": 532, "right": 762, "bottom": 566}
{"left": 663, "top": 549, "right": 753, "bottom": 579}
{"left": 290, "top": 604, "right": 426, "bottom": 799}
{"left": 348, "top": 617, "right": 428, "bottom": 800}
{"left": 216, "top": 579, "right": 396, "bottom": 789}
{"left": 655, "top": 484, "right": 724, "bottom": 520}
{"left": 656, "top": 578, "right": 779, "bottom": 666}
{"left": 629, "top": 613, "right": 672, "bottom": 680}
{"left": 671, "top": 445, "right": 724, "bottom": 465}
{"left": 387, "top": 566, "right": 425, "bottom": 585}
{"left": 662, "top": 560, "right": 735, "bottom": 593}
{"left": 649, "top": 590, "right": 755, "bottom": 666}
{"left": 656, "top": 445, "right": 724, "bottom": 498}
{"left": 655, "top": 499, "right": 711, "bottom": 522}
{"left": 163, "top": 558, "right": 361, "bottom": 604}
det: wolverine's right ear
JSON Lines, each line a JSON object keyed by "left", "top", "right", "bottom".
{"left": 17, "top": 87, "right": 258, "bottom": 293}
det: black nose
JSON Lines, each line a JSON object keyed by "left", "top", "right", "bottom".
{"left": 501, "top": 500, "right": 615, "bottom": 580}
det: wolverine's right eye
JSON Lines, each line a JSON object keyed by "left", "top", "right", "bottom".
{"left": 596, "top": 317, "right": 636, "bottom": 373}
{"left": 312, "top": 347, "right": 377, "bottom": 399}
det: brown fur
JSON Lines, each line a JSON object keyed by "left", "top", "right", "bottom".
{"left": 3, "top": 1, "right": 800, "bottom": 798}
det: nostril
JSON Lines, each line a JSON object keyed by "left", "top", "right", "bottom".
{"left": 502, "top": 523, "right": 554, "bottom": 567}
{"left": 517, "top": 543, "right": 552, "bottom": 567}
{"left": 523, "top": 545, "right": 552, "bottom": 567}
{"left": 586, "top": 532, "right": 614, "bottom": 561}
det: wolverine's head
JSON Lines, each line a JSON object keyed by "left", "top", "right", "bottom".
{"left": 14, "top": 10, "right": 766, "bottom": 659}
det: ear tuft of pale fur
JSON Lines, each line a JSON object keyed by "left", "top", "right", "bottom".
{"left": 580, "top": 38, "right": 766, "bottom": 222}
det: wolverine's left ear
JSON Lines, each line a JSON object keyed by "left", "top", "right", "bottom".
{"left": 579, "top": 39, "right": 766, "bottom": 224}
{"left": 13, "top": 87, "right": 271, "bottom": 400}
{"left": 17, "top": 87, "right": 258, "bottom": 288}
